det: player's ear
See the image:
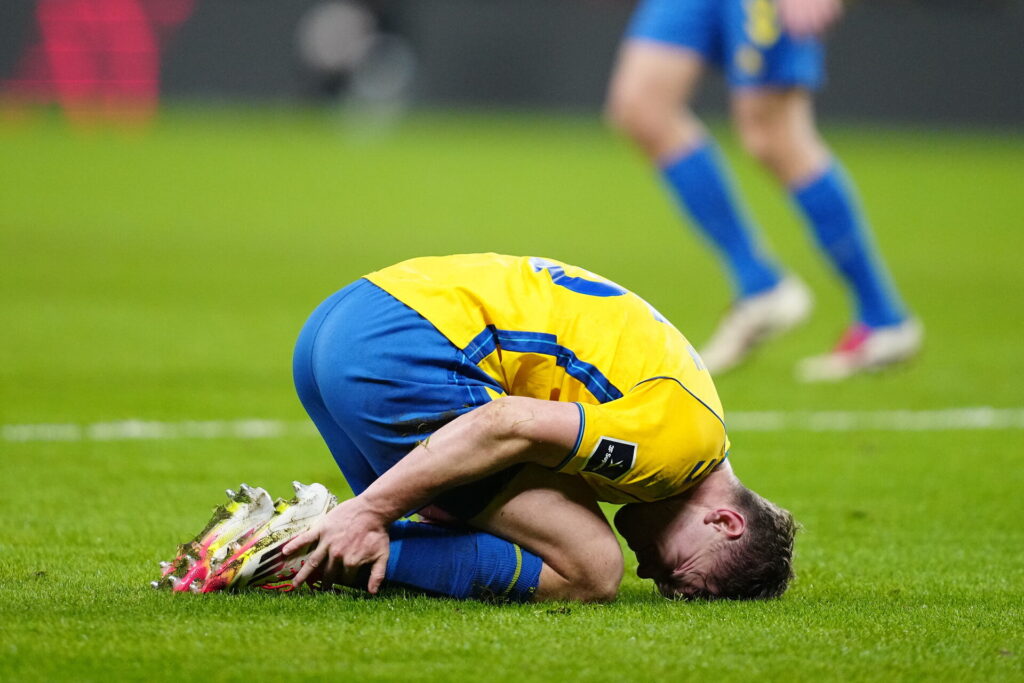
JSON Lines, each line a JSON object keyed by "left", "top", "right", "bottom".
{"left": 703, "top": 508, "right": 745, "bottom": 539}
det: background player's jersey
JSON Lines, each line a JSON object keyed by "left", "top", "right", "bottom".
{"left": 366, "top": 253, "right": 729, "bottom": 504}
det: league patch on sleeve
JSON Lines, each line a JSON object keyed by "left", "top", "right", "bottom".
{"left": 582, "top": 437, "right": 636, "bottom": 481}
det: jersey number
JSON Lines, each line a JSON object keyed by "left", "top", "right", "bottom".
{"left": 529, "top": 257, "right": 627, "bottom": 297}
{"left": 529, "top": 257, "right": 668, "bottom": 323}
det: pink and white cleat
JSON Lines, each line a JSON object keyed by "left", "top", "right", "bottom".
{"left": 797, "top": 318, "right": 923, "bottom": 382}
{"left": 200, "top": 481, "right": 337, "bottom": 593}
{"left": 152, "top": 483, "right": 277, "bottom": 593}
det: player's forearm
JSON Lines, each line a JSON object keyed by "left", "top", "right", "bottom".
{"left": 355, "top": 398, "right": 575, "bottom": 524}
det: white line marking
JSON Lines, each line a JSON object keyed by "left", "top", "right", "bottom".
{"left": 1, "top": 419, "right": 318, "bottom": 444}
{"left": 727, "top": 407, "right": 1024, "bottom": 432}
{"left": 3, "top": 407, "right": 1024, "bottom": 445}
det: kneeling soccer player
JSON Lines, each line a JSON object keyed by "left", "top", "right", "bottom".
{"left": 282, "top": 253, "right": 796, "bottom": 601}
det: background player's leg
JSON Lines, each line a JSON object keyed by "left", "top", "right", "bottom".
{"left": 731, "top": 89, "right": 920, "bottom": 379}
{"left": 731, "top": 88, "right": 827, "bottom": 185}
{"left": 720, "top": 0, "right": 920, "bottom": 378}
{"left": 606, "top": 42, "right": 781, "bottom": 299}
{"left": 607, "top": 37, "right": 809, "bottom": 375}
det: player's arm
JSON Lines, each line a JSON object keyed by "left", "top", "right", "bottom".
{"left": 282, "top": 396, "right": 580, "bottom": 592}
{"left": 778, "top": 0, "right": 843, "bottom": 37}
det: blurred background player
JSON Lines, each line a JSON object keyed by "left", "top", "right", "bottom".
{"left": 605, "top": 0, "right": 922, "bottom": 381}
{"left": 3, "top": 0, "right": 195, "bottom": 126}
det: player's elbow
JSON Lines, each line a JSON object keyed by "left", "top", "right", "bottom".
{"left": 477, "top": 396, "right": 522, "bottom": 433}
{"left": 479, "top": 396, "right": 541, "bottom": 448}
{"left": 474, "top": 397, "right": 537, "bottom": 459}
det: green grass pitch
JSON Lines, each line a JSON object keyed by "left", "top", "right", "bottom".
{"left": 1, "top": 108, "right": 1022, "bottom": 681}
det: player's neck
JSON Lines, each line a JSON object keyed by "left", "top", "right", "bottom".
{"left": 687, "top": 466, "right": 739, "bottom": 509}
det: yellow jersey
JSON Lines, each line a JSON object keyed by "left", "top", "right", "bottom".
{"left": 365, "top": 253, "right": 729, "bottom": 504}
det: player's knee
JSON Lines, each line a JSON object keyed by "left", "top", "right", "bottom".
{"left": 559, "top": 536, "right": 624, "bottom": 603}
{"left": 736, "top": 118, "right": 784, "bottom": 170}
{"left": 604, "top": 85, "right": 644, "bottom": 137}
{"left": 605, "top": 83, "right": 669, "bottom": 153}
{"left": 582, "top": 558, "right": 624, "bottom": 603}
{"left": 580, "top": 566, "right": 624, "bottom": 603}
{"left": 734, "top": 108, "right": 826, "bottom": 182}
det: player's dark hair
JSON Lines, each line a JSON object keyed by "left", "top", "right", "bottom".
{"left": 711, "top": 486, "right": 797, "bottom": 600}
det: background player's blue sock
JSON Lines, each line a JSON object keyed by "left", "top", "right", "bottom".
{"left": 384, "top": 520, "right": 542, "bottom": 602}
{"left": 662, "top": 140, "right": 781, "bottom": 298}
{"left": 792, "top": 164, "right": 906, "bottom": 328}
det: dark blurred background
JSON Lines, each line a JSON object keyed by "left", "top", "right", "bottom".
{"left": 2, "top": 0, "right": 1022, "bottom": 126}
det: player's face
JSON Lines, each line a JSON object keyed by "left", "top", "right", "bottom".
{"left": 614, "top": 501, "right": 722, "bottom": 599}
{"left": 648, "top": 554, "right": 719, "bottom": 600}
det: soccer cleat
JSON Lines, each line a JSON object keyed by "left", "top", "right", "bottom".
{"left": 796, "top": 317, "right": 923, "bottom": 382}
{"left": 699, "top": 276, "right": 813, "bottom": 375}
{"left": 199, "top": 481, "right": 337, "bottom": 593}
{"left": 152, "top": 483, "right": 277, "bottom": 592}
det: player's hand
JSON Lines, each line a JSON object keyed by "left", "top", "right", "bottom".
{"left": 282, "top": 498, "right": 391, "bottom": 594}
{"left": 778, "top": 0, "right": 842, "bottom": 38}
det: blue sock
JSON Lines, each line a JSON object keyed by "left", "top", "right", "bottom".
{"left": 662, "top": 141, "right": 781, "bottom": 298}
{"left": 384, "top": 520, "right": 542, "bottom": 602}
{"left": 792, "top": 164, "right": 906, "bottom": 328}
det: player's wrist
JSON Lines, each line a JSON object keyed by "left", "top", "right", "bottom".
{"left": 353, "top": 487, "right": 405, "bottom": 528}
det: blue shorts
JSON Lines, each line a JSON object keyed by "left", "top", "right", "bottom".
{"left": 627, "top": 0, "right": 823, "bottom": 90}
{"left": 292, "top": 278, "right": 518, "bottom": 520}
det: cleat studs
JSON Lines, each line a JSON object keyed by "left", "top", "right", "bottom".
{"left": 291, "top": 481, "right": 305, "bottom": 494}
{"left": 159, "top": 561, "right": 170, "bottom": 569}
{"left": 225, "top": 488, "right": 236, "bottom": 499}
{"left": 151, "top": 581, "right": 160, "bottom": 589}
{"left": 168, "top": 576, "right": 180, "bottom": 589}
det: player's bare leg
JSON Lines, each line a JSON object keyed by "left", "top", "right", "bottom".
{"left": 732, "top": 88, "right": 921, "bottom": 380}
{"left": 605, "top": 40, "right": 706, "bottom": 160}
{"left": 469, "top": 465, "right": 624, "bottom": 603}
{"left": 731, "top": 88, "right": 828, "bottom": 186}
{"left": 608, "top": 43, "right": 809, "bottom": 375}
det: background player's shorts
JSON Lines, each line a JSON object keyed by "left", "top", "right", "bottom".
{"left": 292, "top": 278, "right": 519, "bottom": 520}
{"left": 626, "top": 0, "right": 824, "bottom": 90}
